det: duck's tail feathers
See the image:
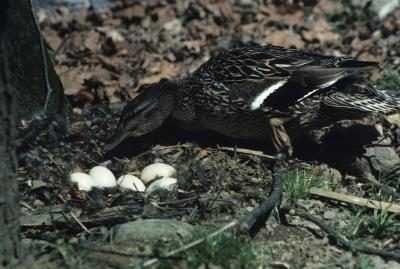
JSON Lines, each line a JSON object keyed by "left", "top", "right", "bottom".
{"left": 322, "top": 84, "right": 400, "bottom": 114}
{"left": 336, "top": 59, "right": 379, "bottom": 69}
{"left": 294, "top": 60, "right": 378, "bottom": 89}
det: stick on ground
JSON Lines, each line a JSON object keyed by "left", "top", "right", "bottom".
{"left": 218, "top": 146, "right": 275, "bottom": 160}
{"left": 283, "top": 205, "right": 400, "bottom": 262}
{"left": 309, "top": 187, "right": 400, "bottom": 213}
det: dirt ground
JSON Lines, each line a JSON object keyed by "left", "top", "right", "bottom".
{"left": 18, "top": 1, "right": 400, "bottom": 268}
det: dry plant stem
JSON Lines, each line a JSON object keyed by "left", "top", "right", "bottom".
{"left": 218, "top": 146, "right": 275, "bottom": 160}
{"left": 69, "top": 211, "right": 91, "bottom": 234}
{"left": 283, "top": 205, "right": 400, "bottom": 262}
{"left": 140, "top": 221, "right": 238, "bottom": 268}
{"left": 238, "top": 161, "right": 283, "bottom": 237}
{"left": 157, "top": 195, "right": 200, "bottom": 206}
{"left": 368, "top": 180, "right": 400, "bottom": 200}
{"left": 16, "top": 115, "right": 48, "bottom": 148}
{"left": 148, "top": 144, "right": 276, "bottom": 161}
{"left": 20, "top": 202, "right": 34, "bottom": 211}
{"left": 365, "top": 143, "right": 400, "bottom": 148}
{"left": 309, "top": 188, "right": 400, "bottom": 213}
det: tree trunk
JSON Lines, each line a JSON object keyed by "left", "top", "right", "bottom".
{"left": 0, "top": 0, "right": 21, "bottom": 266}
{"left": 6, "top": 0, "right": 66, "bottom": 121}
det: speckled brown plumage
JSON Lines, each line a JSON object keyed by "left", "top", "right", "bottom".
{"left": 105, "top": 45, "right": 399, "bottom": 152}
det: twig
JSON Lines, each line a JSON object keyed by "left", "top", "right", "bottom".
{"left": 57, "top": 193, "right": 67, "bottom": 204}
{"left": 69, "top": 211, "right": 91, "bottom": 234}
{"left": 309, "top": 187, "right": 400, "bottom": 213}
{"left": 365, "top": 143, "right": 400, "bottom": 148}
{"left": 366, "top": 181, "right": 400, "bottom": 200}
{"left": 16, "top": 114, "right": 48, "bottom": 148}
{"left": 16, "top": 114, "right": 67, "bottom": 150}
{"left": 54, "top": 34, "right": 69, "bottom": 55}
{"left": 133, "top": 144, "right": 189, "bottom": 158}
{"left": 282, "top": 205, "right": 400, "bottom": 262}
{"left": 20, "top": 201, "right": 34, "bottom": 211}
{"left": 139, "top": 221, "right": 238, "bottom": 268}
{"left": 157, "top": 196, "right": 200, "bottom": 206}
{"left": 354, "top": 44, "right": 372, "bottom": 60}
{"left": 238, "top": 160, "right": 283, "bottom": 236}
{"left": 218, "top": 146, "right": 275, "bottom": 160}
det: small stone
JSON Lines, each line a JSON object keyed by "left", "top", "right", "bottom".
{"left": 245, "top": 207, "right": 253, "bottom": 212}
{"left": 386, "top": 261, "right": 400, "bottom": 269}
{"left": 163, "top": 19, "right": 182, "bottom": 36}
{"left": 321, "top": 236, "right": 329, "bottom": 245}
{"left": 370, "top": 255, "right": 386, "bottom": 269}
{"left": 111, "top": 219, "right": 197, "bottom": 243}
{"left": 323, "top": 210, "right": 337, "bottom": 219}
{"left": 33, "top": 199, "right": 45, "bottom": 207}
{"left": 250, "top": 177, "right": 262, "bottom": 183}
{"left": 303, "top": 221, "right": 322, "bottom": 232}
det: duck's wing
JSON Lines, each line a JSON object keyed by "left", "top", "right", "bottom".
{"left": 322, "top": 83, "right": 399, "bottom": 114}
{"left": 196, "top": 45, "right": 378, "bottom": 111}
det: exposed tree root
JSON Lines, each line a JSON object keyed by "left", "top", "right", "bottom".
{"left": 238, "top": 159, "right": 284, "bottom": 237}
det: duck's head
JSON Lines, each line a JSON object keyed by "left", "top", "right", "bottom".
{"left": 104, "top": 79, "right": 176, "bottom": 151}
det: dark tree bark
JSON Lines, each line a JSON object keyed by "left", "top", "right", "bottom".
{"left": 0, "top": 0, "right": 21, "bottom": 266}
{"left": 0, "top": 0, "right": 67, "bottom": 265}
{"left": 6, "top": 0, "right": 66, "bottom": 121}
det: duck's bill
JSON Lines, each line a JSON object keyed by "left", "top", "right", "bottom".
{"left": 104, "top": 131, "right": 128, "bottom": 151}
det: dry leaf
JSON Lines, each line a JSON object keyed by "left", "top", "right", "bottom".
{"left": 57, "top": 66, "right": 91, "bottom": 95}
{"left": 43, "top": 27, "right": 62, "bottom": 51}
{"left": 138, "top": 61, "right": 180, "bottom": 86}
{"left": 83, "top": 30, "right": 100, "bottom": 53}
{"left": 386, "top": 114, "right": 400, "bottom": 127}
{"left": 263, "top": 4, "right": 305, "bottom": 26}
{"left": 313, "top": 0, "right": 344, "bottom": 15}
{"left": 120, "top": 4, "right": 146, "bottom": 20}
{"left": 302, "top": 19, "right": 341, "bottom": 45}
{"left": 264, "top": 30, "right": 304, "bottom": 49}
{"left": 153, "top": 6, "right": 176, "bottom": 25}
{"left": 118, "top": 73, "right": 132, "bottom": 88}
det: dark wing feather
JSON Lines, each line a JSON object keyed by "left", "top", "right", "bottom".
{"left": 195, "top": 45, "right": 378, "bottom": 111}
{"left": 202, "top": 46, "right": 306, "bottom": 82}
{"left": 200, "top": 45, "right": 377, "bottom": 86}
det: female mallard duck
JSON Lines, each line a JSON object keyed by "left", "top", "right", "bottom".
{"left": 105, "top": 45, "right": 399, "bottom": 153}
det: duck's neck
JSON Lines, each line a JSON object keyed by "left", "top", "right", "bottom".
{"left": 169, "top": 77, "right": 199, "bottom": 122}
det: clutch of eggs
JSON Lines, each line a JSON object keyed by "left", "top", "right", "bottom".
{"left": 70, "top": 163, "right": 177, "bottom": 194}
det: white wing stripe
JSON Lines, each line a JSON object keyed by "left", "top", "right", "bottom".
{"left": 250, "top": 80, "right": 287, "bottom": 110}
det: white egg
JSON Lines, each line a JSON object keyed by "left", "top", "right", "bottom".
{"left": 89, "top": 166, "right": 116, "bottom": 188}
{"left": 70, "top": 172, "right": 96, "bottom": 191}
{"left": 117, "top": 175, "right": 146, "bottom": 192}
{"left": 140, "top": 163, "right": 177, "bottom": 184}
{"left": 146, "top": 177, "right": 178, "bottom": 193}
